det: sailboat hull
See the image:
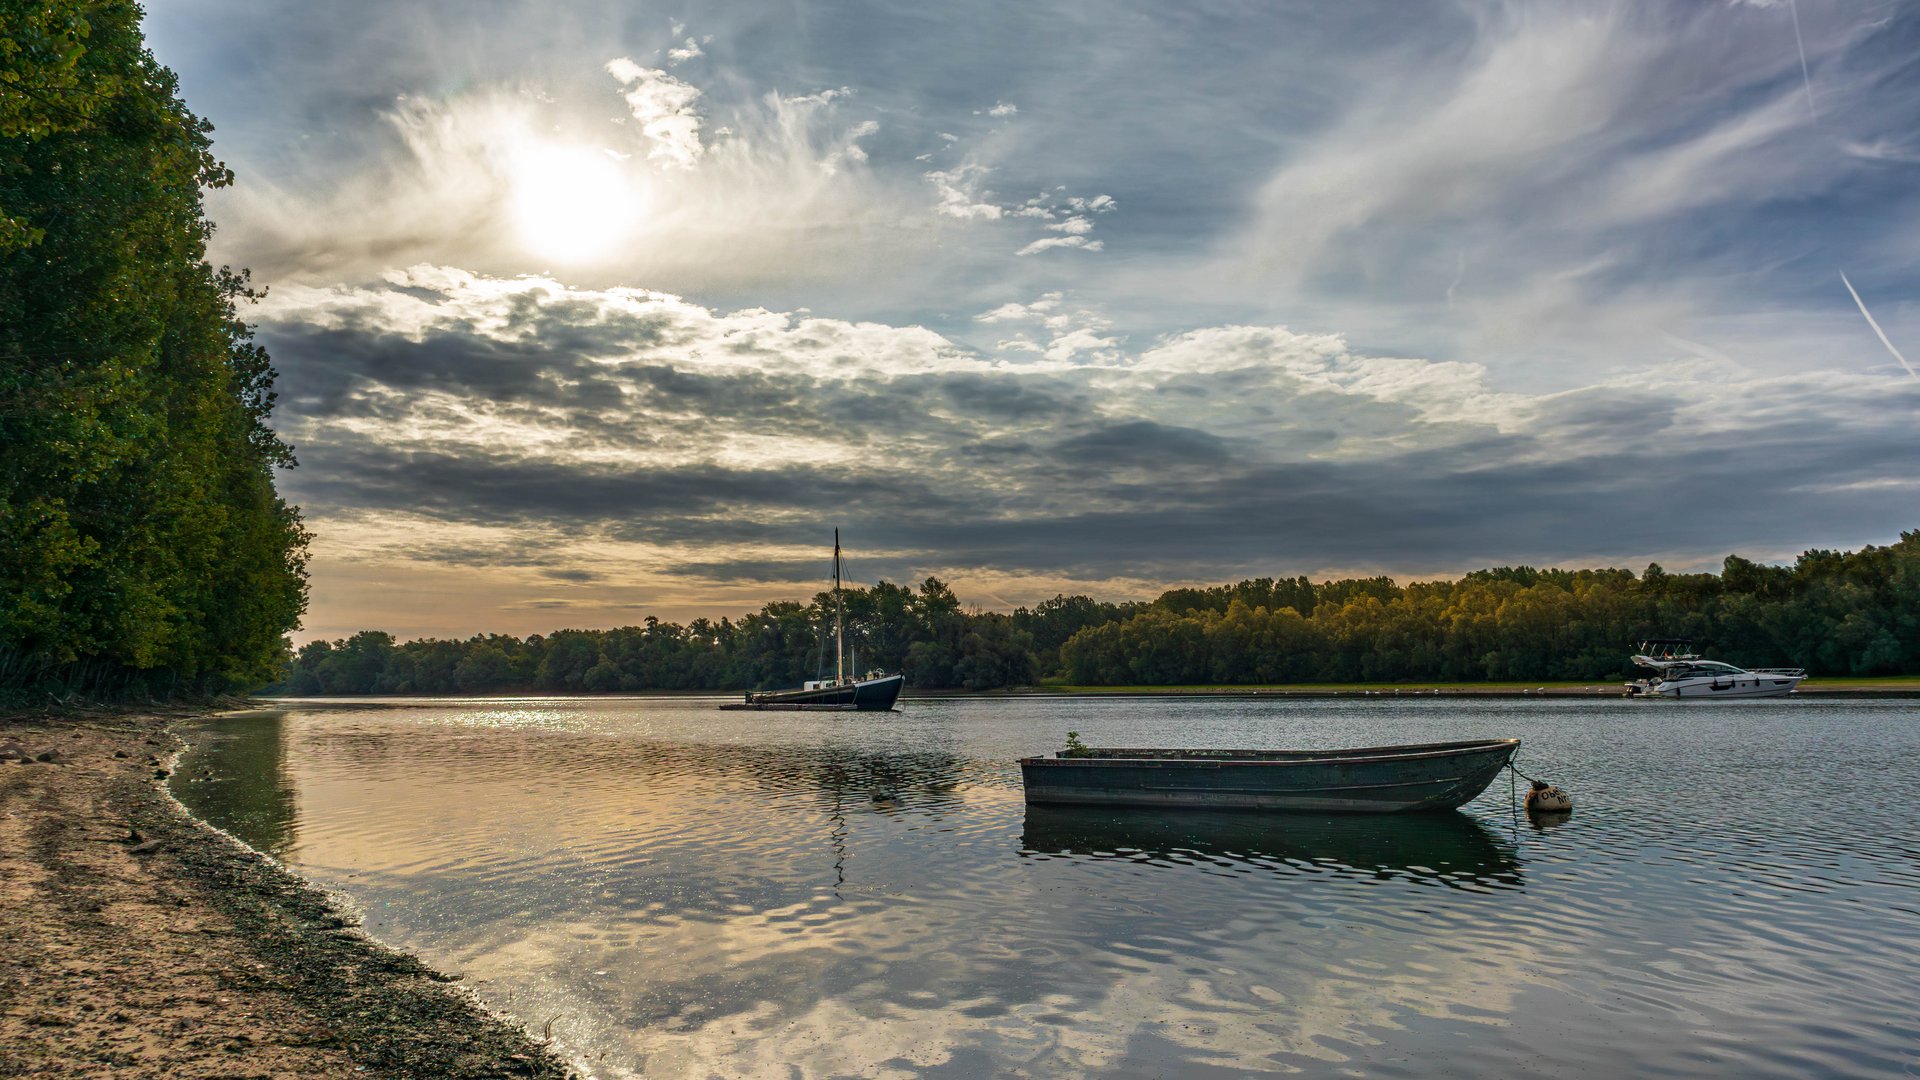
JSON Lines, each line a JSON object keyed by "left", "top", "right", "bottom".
{"left": 739, "top": 673, "right": 904, "bottom": 711}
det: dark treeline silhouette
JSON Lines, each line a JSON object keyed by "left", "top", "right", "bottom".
{"left": 1, "top": 4, "right": 309, "bottom": 700}
{"left": 281, "top": 532, "right": 1919, "bottom": 695}
{"left": 281, "top": 577, "right": 1037, "bottom": 695}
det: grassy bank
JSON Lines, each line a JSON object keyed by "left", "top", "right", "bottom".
{"left": 0, "top": 707, "right": 575, "bottom": 1078}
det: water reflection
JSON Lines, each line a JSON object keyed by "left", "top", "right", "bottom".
{"left": 1021, "top": 805, "right": 1523, "bottom": 890}
{"left": 171, "top": 710, "right": 298, "bottom": 858}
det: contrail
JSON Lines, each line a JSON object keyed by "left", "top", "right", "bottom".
{"left": 1787, "top": 0, "right": 1817, "bottom": 120}
{"left": 1840, "top": 271, "right": 1919, "bottom": 380}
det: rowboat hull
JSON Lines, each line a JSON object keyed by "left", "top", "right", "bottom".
{"left": 1019, "top": 738, "right": 1519, "bottom": 813}
{"left": 742, "top": 673, "right": 904, "bottom": 711}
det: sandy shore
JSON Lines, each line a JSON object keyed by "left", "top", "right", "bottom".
{"left": 0, "top": 708, "right": 575, "bottom": 1079}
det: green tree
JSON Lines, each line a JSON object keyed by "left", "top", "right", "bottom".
{"left": 1, "top": 1, "right": 307, "bottom": 697}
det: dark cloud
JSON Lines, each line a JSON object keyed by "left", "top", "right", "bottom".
{"left": 1050, "top": 420, "right": 1233, "bottom": 468}
{"left": 269, "top": 325, "right": 612, "bottom": 418}
{"left": 281, "top": 435, "right": 972, "bottom": 527}
{"left": 936, "top": 374, "right": 1081, "bottom": 422}
{"left": 280, "top": 378, "right": 1920, "bottom": 586}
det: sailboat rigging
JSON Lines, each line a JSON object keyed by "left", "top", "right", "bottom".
{"left": 720, "top": 530, "right": 906, "bottom": 711}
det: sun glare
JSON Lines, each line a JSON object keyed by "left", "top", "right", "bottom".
{"left": 509, "top": 145, "right": 640, "bottom": 264}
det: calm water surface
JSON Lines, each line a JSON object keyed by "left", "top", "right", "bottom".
{"left": 173, "top": 696, "right": 1920, "bottom": 1078}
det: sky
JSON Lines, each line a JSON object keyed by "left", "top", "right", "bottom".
{"left": 142, "top": 0, "right": 1920, "bottom": 642}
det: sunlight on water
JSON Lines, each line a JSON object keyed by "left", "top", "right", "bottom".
{"left": 174, "top": 696, "right": 1920, "bottom": 1078}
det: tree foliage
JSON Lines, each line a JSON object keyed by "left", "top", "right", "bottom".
{"left": 1058, "top": 534, "right": 1920, "bottom": 685}
{"left": 278, "top": 532, "right": 1920, "bottom": 695}
{"left": 278, "top": 577, "right": 1030, "bottom": 695}
{"left": 1, "top": 2, "right": 308, "bottom": 697}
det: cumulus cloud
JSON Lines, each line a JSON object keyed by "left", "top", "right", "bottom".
{"left": 605, "top": 58, "right": 705, "bottom": 168}
{"left": 924, "top": 162, "right": 1004, "bottom": 220}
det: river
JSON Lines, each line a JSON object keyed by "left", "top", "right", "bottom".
{"left": 172, "top": 695, "right": 1920, "bottom": 1078}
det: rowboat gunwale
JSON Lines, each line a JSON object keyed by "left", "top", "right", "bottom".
{"left": 1018, "top": 737, "right": 1521, "bottom": 770}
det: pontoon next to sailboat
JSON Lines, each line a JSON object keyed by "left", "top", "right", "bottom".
{"left": 721, "top": 531, "right": 905, "bottom": 711}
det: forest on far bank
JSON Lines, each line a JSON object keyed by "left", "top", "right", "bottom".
{"left": 278, "top": 530, "right": 1920, "bottom": 695}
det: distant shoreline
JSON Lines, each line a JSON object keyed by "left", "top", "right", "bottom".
{"left": 249, "top": 675, "right": 1920, "bottom": 704}
{"left": 1015, "top": 678, "right": 1920, "bottom": 698}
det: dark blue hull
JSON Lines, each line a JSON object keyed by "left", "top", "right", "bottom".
{"left": 741, "top": 673, "right": 904, "bottom": 711}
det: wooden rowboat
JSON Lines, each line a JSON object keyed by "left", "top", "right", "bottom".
{"left": 1019, "top": 738, "right": 1519, "bottom": 813}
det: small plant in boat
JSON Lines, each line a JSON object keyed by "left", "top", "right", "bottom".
{"left": 1061, "top": 731, "right": 1091, "bottom": 758}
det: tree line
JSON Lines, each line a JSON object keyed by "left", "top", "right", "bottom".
{"left": 280, "top": 531, "right": 1919, "bottom": 695}
{"left": 1, "top": 3, "right": 309, "bottom": 700}
{"left": 281, "top": 577, "right": 1036, "bottom": 695}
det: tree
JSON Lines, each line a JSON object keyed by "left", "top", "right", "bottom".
{"left": 1, "top": 2, "right": 308, "bottom": 697}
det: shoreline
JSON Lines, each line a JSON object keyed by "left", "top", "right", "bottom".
{"left": 0, "top": 706, "right": 575, "bottom": 1079}
{"left": 253, "top": 677, "right": 1920, "bottom": 706}
{"left": 1010, "top": 679, "right": 1920, "bottom": 698}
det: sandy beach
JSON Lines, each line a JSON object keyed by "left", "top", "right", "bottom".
{"left": 0, "top": 708, "right": 574, "bottom": 1079}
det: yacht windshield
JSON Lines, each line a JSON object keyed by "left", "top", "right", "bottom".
{"left": 1667, "top": 661, "right": 1746, "bottom": 678}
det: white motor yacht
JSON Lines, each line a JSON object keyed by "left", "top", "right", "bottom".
{"left": 1624, "top": 638, "right": 1805, "bottom": 699}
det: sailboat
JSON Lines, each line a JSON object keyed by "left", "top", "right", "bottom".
{"left": 724, "top": 531, "right": 905, "bottom": 711}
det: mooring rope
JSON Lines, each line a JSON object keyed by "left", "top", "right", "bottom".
{"left": 1505, "top": 760, "right": 1547, "bottom": 786}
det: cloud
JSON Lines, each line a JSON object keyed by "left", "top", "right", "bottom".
{"left": 206, "top": 65, "right": 928, "bottom": 292}
{"left": 666, "top": 37, "right": 704, "bottom": 65}
{"left": 924, "top": 162, "right": 1004, "bottom": 220}
{"left": 1226, "top": 2, "right": 1917, "bottom": 373}
{"left": 973, "top": 293, "right": 1062, "bottom": 323}
{"left": 1016, "top": 235, "right": 1103, "bottom": 256}
{"left": 257, "top": 267, "right": 1920, "bottom": 638}
{"left": 986, "top": 101, "right": 1018, "bottom": 117}
{"left": 605, "top": 58, "right": 705, "bottom": 169}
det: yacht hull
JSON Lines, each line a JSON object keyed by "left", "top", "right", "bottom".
{"left": 1628, "top": 674, "right": 1804, "bottom": 698}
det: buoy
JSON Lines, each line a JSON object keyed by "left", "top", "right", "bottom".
{"left": 1525, "top": 779, "right": 1573, "bottom": 814}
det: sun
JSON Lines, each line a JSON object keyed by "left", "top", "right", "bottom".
{"left": 508, "top": 145, "right": 641, "bottom": 264}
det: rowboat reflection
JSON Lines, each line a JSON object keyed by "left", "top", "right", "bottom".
{"left": 1020, "top": 804, "right": 1522, "bottom": 890}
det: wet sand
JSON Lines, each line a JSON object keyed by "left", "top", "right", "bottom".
{"left": 0, "top": 708, "right": 574, "bottom": 1079}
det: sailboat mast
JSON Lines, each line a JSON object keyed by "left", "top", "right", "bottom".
{"left": 834, "top": 529, "right": 845, "bottom": 684}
